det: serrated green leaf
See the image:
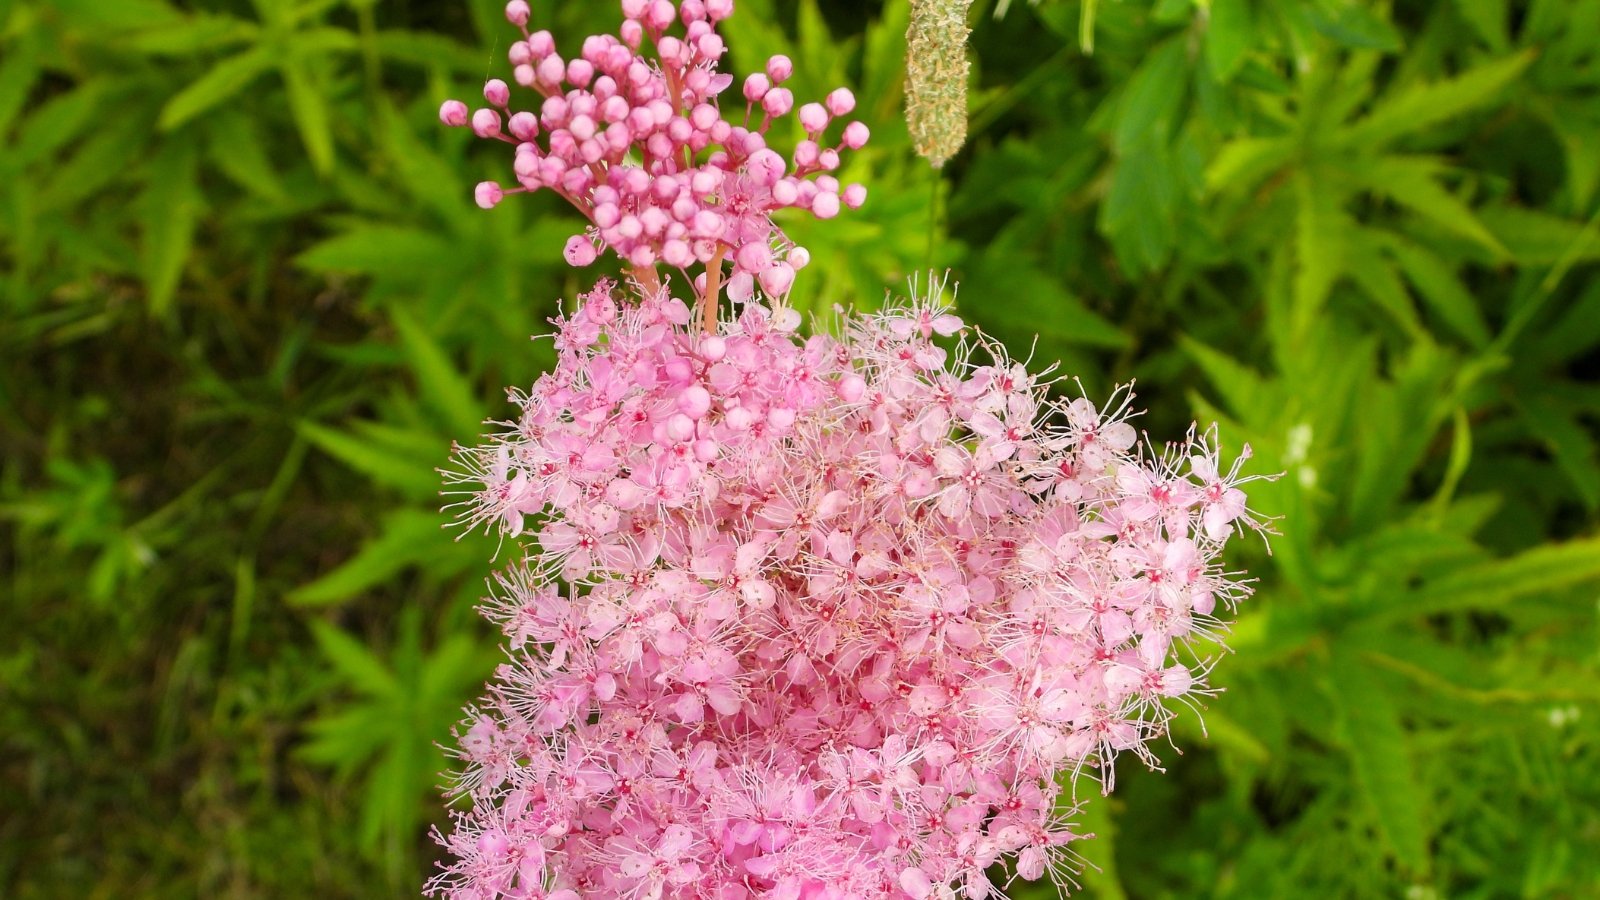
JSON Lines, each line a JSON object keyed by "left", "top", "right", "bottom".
{"left": 1291, "top": 170, "right": 1348, "bottom": 344}
{"left": 308, "top": 620, "right": 398, "bottom": 697}
{"left": 0, "top": 35, "right": 39, "bottom": 136}
{"left": 139, "top": 141, "right": 202, "bottom": 316}
{"left": 1205, "top": 136, "right": 1295, "bottom": 194}
{"left": 1340, "top": 50, "right": 1533, "bottom": 147}
{"left": 1179, "top": 336, "right": 1269, "bottom": 423}
{"left": 288, "top": 509, "right": 449, "bottom": 606}
{"left": 390, "top": 308, "right": 485, "bottom": 440}
{"left": 1205, "top": 0, "right": 1254, "bottom": 82}
{"left": 1347, "top": 232, "right": 1423, "bottom": 336}
{"left": 281, "top": 60, "right": 334, "bottom": 175}
{"left": 14, "top": 82, "right": 105, "bottom": 167}
{"left": 1357, "top": 155, "right": 1507, "bottom": 258}
{"left": 157, "top": 45, "right": 272, "bottom": 130}
{"left": 1328, "top": 648, "right": 1431, "bottom": 874}
{"left": 1385, "top": 237, "right": 1492, "bottom": 347}
{"left": 1479, "top": 206, "right": 1600, "bottom": 266}
{"left": 125, "top": 13, "right": 259, "bottom": 56}
{"left": 1113, "top": 39, "right": 1187, "bottom": 153}
{"left": 296, "top": 419, "right": 441, "bottom": 499}
{"left": 1370, "top": 536, "right": 1600, "bottom": 622}
{"left": 1305, "top": 2, "right": 1403, "bottom": 51}
{"left": 1454, "top": 0, "right": 1509, "bottom": 50}
{"left": 295, "top": 225, "right": 454, "bottom": 277}
{"left": 1519, "top": 395, "right": 1600, "bottom": 511}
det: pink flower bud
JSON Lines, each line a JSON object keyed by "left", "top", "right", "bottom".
{"left": 508, "top": 111, "right": 539, "bottom": 141}
{"left": 798, "top": 103, "right": 829, "bottom": 134}
{"left": 472, "top": 108, "right": 502, "bottom": 138}
{"left": 745, "top": 148, "right": 785, "bottom": 186}
{"left": 509, "top": 41, "right": 532, "bottom": 65}
{"left": 619, "top": 19, "right": 643, "bottom": 47}
{"left": 483, "top": 78, "right": 510, "bottom": 107}
{"left": 736, "top": 241, "right": 772, "bottom": 272}
{"left": 761, "top": 87, "right": 793, "bottom": 118}
{"left": 646, "top": 0, "right": 676, "bottom": 30}
{"left": 705, "top": 0, "right": 733, "bottom": 20}
{"left": 567, "top": 58, "right": 594, "bottom": 87}
{"left": 690, "top": 103, "right": 719, "bottom": 132}
{"left": 818, "top": 148, "right": 840, "bottom": 170}
{"left": 564, "top": 234, "right": 597, "bottom": 266}
{"left": 836, "top": 372, "right": 866, "bottom": 402}
{"left": 696, "top": 33, "right": 724, "bottom": 60}
{"left": 621, "top": 0, "right": 647, "bottom": 19}
{"left": 812, "top": 190, "right": 840, "bottom": 219}
{"left": 792, "top": 141, "right": 820, "bottom": 169}
{"left": 788, "top": 246, "right": 811, "bottom": 269}
{"left": 527, "top": 30, "right": 555, "bottom": 58}
{"left": 536, "top": 54, "right": 565, "bottom": 86}
{"left": 569, "top": 114, "right": 596, "bottom": 142}
{"left": 842, "top": 121, "right": 870, "bottom": 149}
{"left": 771, "top": 179, "right": 799, "bottom": 206}
{"left": 658, "top": 37, "right": 685, "bottom": 69}
{"left": 843, "top": 183, "right": 867, "bottom": 209}
{"left": 759, "top": 262, "right": 795, "bottom": 296}
{"left": 662, "top": 239, "right": 693, "bottom": 268}
{"left": 826, "top": 88, "right": 856, "bottom": 117}
{"left": 439, "top": 99, "right": 469, "bottom": 127}
{"left": 504, "top": 0, "right": 530, "bottom": 26}
{"left": 743, "top": 73, "right": 770, "bottom": 104}
{"left": 678, "top": 385, "right": 712, "bottom": 419}
{"left": 475, "top": 181, "right": 504, "bottom": 209}
{"left": 513, "top": 64, "right": 535, "bottom": 86}
{"left": 766, "top": 54, "right": 794, "bottom": 83}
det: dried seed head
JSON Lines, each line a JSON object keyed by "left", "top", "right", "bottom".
{"left": 906, "top": 0, "right": 974, "bottom": 168}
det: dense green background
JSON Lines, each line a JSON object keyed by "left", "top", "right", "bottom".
{"left": 3, "top": 0, "right": 1599, "bottom": 896}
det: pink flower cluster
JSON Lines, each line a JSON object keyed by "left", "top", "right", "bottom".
{"left": 428, "top": 279, "right": 1263, "bottom": 900}
{"left": 441, "top": 0, "right": 869, "bottom": 301}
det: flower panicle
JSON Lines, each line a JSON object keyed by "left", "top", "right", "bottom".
{"left": 442, "top": 0, "right": 871, "bottom": 313}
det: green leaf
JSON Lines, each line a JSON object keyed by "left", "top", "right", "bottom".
{"left": 1205, "top": 136, "right": 1295, "bottom": 194}
{"left": 1179, "top": 335, "right": 1270, "bottom": 422}
{"left": 1478, "top": 206, "right": 1600, "bottom": 266}
{"left": 1305, "top": 2, "right": 1403, "bottom": 51}
{"left": 964, "top": 253, "right": 1129, "bottom": 349}
{"left": 1518, "top": 395, "right": 1600, "bottom": 511}
{"left": 1291, "top": 170, "right": 1349, "bottom": 344}
{"left": 1385, "top": 237, "right": 1492, "bottom": 347}
{"left": 1453, "top": 0, "right": 1509, "bottom": 51}
{"left": 281, "top": 60, "right": 334, "bottom": 175}
{"left": 157, "top": 45, "right": 273, "bottom": 130}
{"left": 296, "top": 225, "right": 454, "bottom": 277}
{"left": 390, "top": 307, "right": 485, "bottom": 440}
{"left": 296, "top": 419, "right": 441, "bottom": 499}
{"left": 1346, "top": 232, "right": 1422, "bottom": 336}
{"left": 14, "top": 82, "right": 105, "bottom": 167}
{"left": 1113, "top": 39, "right": 1187, "bottom": 153}
{"left": 138, "top": 141, "right": 202, "bottom": 316}
{"left": 288, "top": 509, "right": 449, "bottom": 607}
{"left": 308, "top": 620, "right": 397, "bottom": 697}
{"left": 1357, "top": 155, "right": 1508, "bottom": 258}
{"left": 1371, "top": 536, "right": 1600, "bottom": 622}
{"left": 1205, "top": 0, "right": 1255, "bottom": 82}
{"left": 1339, "top": 50, "right": 1534, "bottom": 147}
{"left": 125, "top": 13, "right": 259, "bottom": 56}
{"left": 1327, "top": 648, "right": 1431, "bottom": 874}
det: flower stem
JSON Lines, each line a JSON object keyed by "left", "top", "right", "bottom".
{"left": 701, "top": 245, "right": 728, "bottom": 333}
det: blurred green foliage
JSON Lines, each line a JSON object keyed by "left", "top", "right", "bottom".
{"left": 2, "top": 0, "right": 1598, "bottom": 897}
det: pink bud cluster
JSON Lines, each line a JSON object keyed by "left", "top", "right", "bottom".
{"left": 428, "top": 279, "right": 1265, "bottom": 900}
{"left": 441, "top": 0, "right": 870, "bottom": 301}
